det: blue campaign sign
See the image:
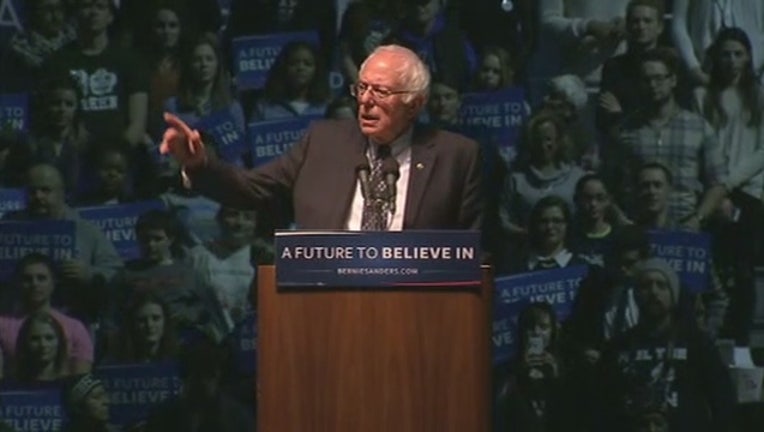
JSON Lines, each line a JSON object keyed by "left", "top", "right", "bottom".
{"left": 97, "top": 362, "right": 183, "bottom": 428}
{"left": 459, "top": 87, "right": 529, "bottom": 163}
{"left": 0, "top": 93, "right": 29, "bottom": 132}
{"left": 275, "top": 230, "right": 482, "bottom": 287}
{"left": 248, "top": 116, "right": 318, "bottom": 167}
{"left": 0, "top": 387, "right": 65, "bottom": 431}
{"left": 493, "top": 265, "right": 589, "bottom": 364}
{"left": 0, "top": 188, "right": 25, "bottom": 218}
{"left": 0, "top": 0, "right": 24, "bottom": 41}
{"left": 235, "top": 309, "right": 257, "bottom": 375}
{"left": 0, "top": 220, "right": 76, "bottom": 281}
{"left": 195, "top": 109, "right": 247, "bottom": 163}
{"left": 232, "top": 31, "right": 320, "bottom": 90}
{"left": 77, "top": 200, "right": 166, "bottom": 261}
{"left": 648, "top": 229, "right": 712, "bottom": 293}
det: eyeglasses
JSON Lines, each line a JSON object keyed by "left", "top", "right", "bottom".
{"left": 350, "top": 82, "right": 416, "bottom": 100}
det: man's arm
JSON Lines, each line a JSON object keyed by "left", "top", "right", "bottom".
{"left": 185, "top": 125, "right": 312, "bottom": 210}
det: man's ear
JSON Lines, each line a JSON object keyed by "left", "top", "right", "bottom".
{"left": 407, "top": 95, "right": 426, "bottom": 118}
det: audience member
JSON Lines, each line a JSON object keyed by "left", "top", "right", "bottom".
{"left": 61, "top": 373, "right": 116, "bottom": 432}
{"left": 12, "top": 311, "right": 71, "bottom": 384}
{"left": 502, "top": 195, "right": 588, "bottom": 274}
{"left": 45, "top": 0, "right": 150, "bottom": 147}
{"left": 472, "top": 46, "right": 517, "bottom": 93}
{"left": 3, "top": 164, "right": 123, "bottom": 318}
{"left": 499, "top": 113, "right": 586, "bottom": 239}
{"left": 607, "top": 47, "right": 727, "bottom": 228}
{"left": 2, "top": 74, "right": 91, "bottom": 191}
{"left": 570, "top": 173, "right": 617, "bottom": 266}
{"left": 104, "top": 292, "right": 179, "bottom": 364}
{"left": 250, "top": 41, "right": 331, "bottom": 122}
{"left": 0, "top": 253, "right": 93, "bottom": 376}
{"left": 598, "top": 0, "right": 666, "bottom": 136}
{"left": 597, "top": 258, "right": 736, "bottom": 432}
{"left": 671, "top": 0, "right": 764, "bottom": 86}
{"left": 163, "top": 33, "right": 245, "bottom": 133}
{"left": 75, "top": 145, "right": 136, "bottom": 206}
{"left": 693, "top": 27, "right": 764, "bottom": 347}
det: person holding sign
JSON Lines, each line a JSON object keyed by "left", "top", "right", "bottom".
{"left": 3, "top": 164, "right": 123, "bottom": 312}
{"left": 160, "top": 44, "right": 483, "bottom": 231}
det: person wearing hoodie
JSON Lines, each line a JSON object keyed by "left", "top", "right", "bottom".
{"left": 596, "top": 258, "right": 736, "bottom": 432}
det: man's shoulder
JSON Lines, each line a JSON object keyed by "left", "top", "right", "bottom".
{"left": 414, "top": 123, "right": 480, "bottom": 152}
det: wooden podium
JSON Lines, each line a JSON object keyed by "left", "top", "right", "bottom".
{"left": 256, "top": 265, "right": 493, "bottom": 432}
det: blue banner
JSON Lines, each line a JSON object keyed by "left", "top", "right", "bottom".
{"left": 0, "top": 387, "right": 65, "bottom": 431}
{"left": 232, "top": 31, "right": 320, "bottom": 90}
{"left": 0, "top": 93, "right": 28, "bottom": 132}
{"left": 648, "top": 229, "right": 711, "bottom": 293}
{"left": 77, "top": 200, "right": 166, "bottom": 261}
{"left": 0, "top": 188, "right": 25, "bottom": 218}
{"left": 0, "top": 220, "right": 76, "bottom": 281}
{"left": 235, "top": 309, "right": 257, "bottom": 375}
{"left": 0, "top": 0, "right": 24, "bottom": 41}
{"left": 275, "top": 230, "right": 481, "bottom": 287}
{"left": 97, "top": 362, "right": 183, "bottom": 428}
{"left": 459, "top": 88, "right": 529, "bottom": 163}
{"left": 493, "top": 265, "right": 589, "bottom": 364}
{"left": 195, "top": 109, "right": 247, "bottom": 163}
{"left": 248, "top": 116, "right": 318, "bottom": 167}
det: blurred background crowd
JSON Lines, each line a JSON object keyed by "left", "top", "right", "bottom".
{"left": 0, "top": 0, "right": 763, "bottom": 430}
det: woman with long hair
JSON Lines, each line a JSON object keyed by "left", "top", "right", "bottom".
{"left": 499, "top": 113, "right": 587, "bottom": 241}
{"left": 693, "top": 27, "right": 764, "bottom": 348}
{"left": 108, "top": 292, "right": 179, "bottom": 363}
{"left": 14, "top": 311, "right": 70, "bottom": 383}
{"left": 144, "top": 0, "right": 189, "bottom": 136}
{"left": 251, "top": 41, "right": 331, "bottom": 121}
{"left": 163, "top": 32, "right": 245, "bottom": 132}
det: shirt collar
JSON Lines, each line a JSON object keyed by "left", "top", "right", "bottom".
{"left": 528, "top": 249, "right": 573, "bottom": 270}
{"left": 369, "top": 127, "right": 413, "bottom": 160}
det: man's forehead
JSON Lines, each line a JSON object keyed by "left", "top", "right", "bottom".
{"left": 28, "top": 168, "right": 62, "bottom": 187}
{"left": 361, "top": 54, "right": 403, "bottom": 85}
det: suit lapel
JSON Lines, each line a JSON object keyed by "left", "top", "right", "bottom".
{"left": 327, "top": 123, "right": 366, "bottom": 228}
{"left": 404, "top": 126, "right": 437, "bottom": 228}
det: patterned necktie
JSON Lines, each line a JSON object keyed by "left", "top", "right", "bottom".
{"left": 361, "top": 144, "right": 391, "bottom": 231}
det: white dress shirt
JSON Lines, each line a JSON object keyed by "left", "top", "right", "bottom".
{"left": 345, "top": 129, "right": 412, "bottom": 231}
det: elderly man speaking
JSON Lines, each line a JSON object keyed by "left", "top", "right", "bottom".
{"left": 160, "top": 44, "right": 483, "bottom": 232}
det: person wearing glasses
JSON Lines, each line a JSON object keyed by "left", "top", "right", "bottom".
{"left": 159, "top": 44, "right": 483, "bottom": 231}
{"left": 604, "top": 47, "right": 727, "bottom": 231}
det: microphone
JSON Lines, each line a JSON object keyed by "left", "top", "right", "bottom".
{"left": 355, "top": 159, "right": 372, "bottom": 201}
{"left": 381, "top": 156, "right": 400, "bottom": 215}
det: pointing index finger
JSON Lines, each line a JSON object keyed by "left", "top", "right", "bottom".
{"left": 164, "top": 112, "right": 196, "bottom": 138}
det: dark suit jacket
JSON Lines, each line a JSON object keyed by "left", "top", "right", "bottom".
{"left": 188, "top": 119, "right": 484, "bottom": 230}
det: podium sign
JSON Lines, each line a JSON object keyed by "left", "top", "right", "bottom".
{"left": 275, "top": 230, "right": 481, "bottom": 287}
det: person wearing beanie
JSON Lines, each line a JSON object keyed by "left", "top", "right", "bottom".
{"left": 595, "top": 258, "right": 736, "bottom": 432}
{"left": 62, "top": 373, "right": 118, "bottom": 432}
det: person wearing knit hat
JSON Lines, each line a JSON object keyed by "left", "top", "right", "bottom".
{"left": 62, "top": 373, "right": 116, "bottom": 432}
{"left": 632, "top": 257, "right": 682, "bottom": 332}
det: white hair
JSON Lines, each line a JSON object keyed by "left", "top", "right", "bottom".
{"left": 360, "top": 44, "right": 431, "bottom": 103}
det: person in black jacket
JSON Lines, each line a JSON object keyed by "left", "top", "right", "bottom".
{"left": 597, "top": 258, "right": 735, "bottom": 432}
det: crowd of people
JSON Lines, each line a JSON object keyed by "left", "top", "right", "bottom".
{"left": 0, "top": 0, "right": 763, "bottom": 430}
